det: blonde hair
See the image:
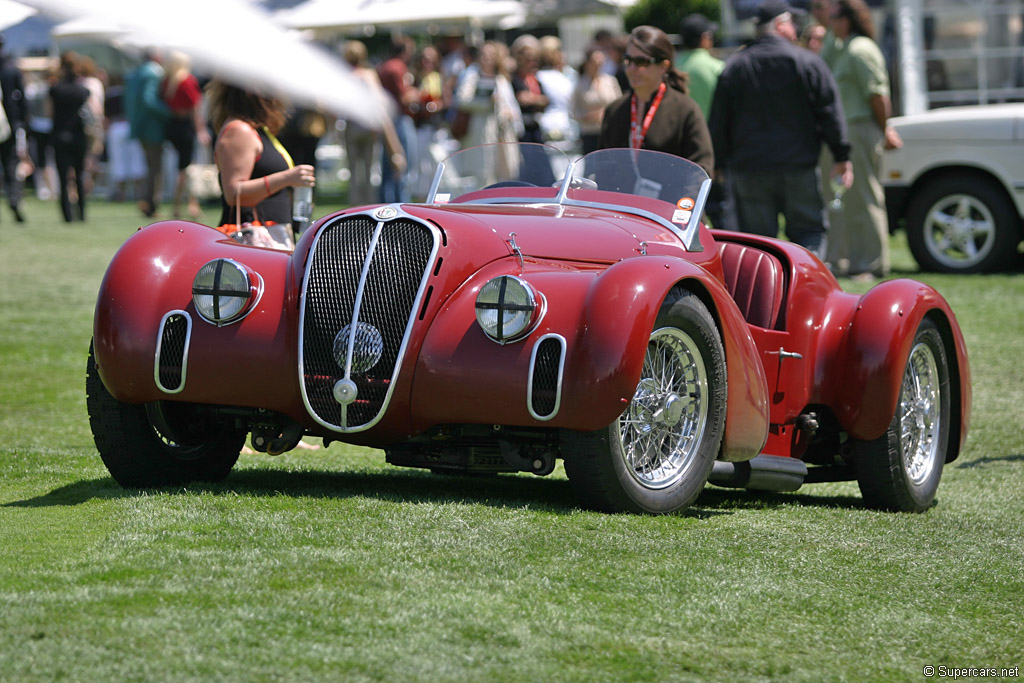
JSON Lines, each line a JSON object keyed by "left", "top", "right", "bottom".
{"left": 162, "top": 50, "right": 192, "bottom": 96}
{"left": 343, "top": 40, "right": 368, "bottom": 68}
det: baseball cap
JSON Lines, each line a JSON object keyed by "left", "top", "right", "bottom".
{"left": 756, "top": 0, "right": 806, "bottom": 24}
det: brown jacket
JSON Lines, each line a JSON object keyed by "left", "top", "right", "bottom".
{"left": 597, "top": 86, "right": 714, "bottom": 176}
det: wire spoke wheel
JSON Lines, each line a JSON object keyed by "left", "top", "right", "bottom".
{"left": 562, "top": 289, "right": 725, "bottom": 514}
{"left": 618, "top": 328, "right": 709, "bottom": 490}
{"left": 853, "top": 319, "right": 951, "bottom": 512}
{"left": 899, "top": 340, "right": 942, "bottom": 486}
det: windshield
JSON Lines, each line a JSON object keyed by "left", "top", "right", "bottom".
{"left": 427, "top": 143, "right": 711, "bottom": 251}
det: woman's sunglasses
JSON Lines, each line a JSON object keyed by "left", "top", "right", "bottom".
{"left": 623, "top": 55, "right": 658, "bottom": 68}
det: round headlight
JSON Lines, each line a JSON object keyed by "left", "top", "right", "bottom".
{"left": 192, "top": 259, "right": 262, "bottom": 326}
{"left": 475, "top": 275, "right": 542, "bottom": 343}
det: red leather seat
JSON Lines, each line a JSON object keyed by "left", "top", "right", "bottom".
{"left": 718, "top": 241, "right": 786, "bottom": 329}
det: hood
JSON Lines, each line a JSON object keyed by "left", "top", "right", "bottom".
{"left": 404, "top": 201, "right": 685, "bottom": 264}
{"left": 890, "top": 103, "right": 1024, "bottom": 143}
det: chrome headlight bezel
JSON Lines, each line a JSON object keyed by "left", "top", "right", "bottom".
{"left": 474, "top": 275, "right": 544, "bottom": 344}
{"left": 192, "top": 258, "right": 263, "bottom": 327}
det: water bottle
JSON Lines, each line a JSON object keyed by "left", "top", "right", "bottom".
{"left": 293, "top": 185, "right": 313, "bottom": 232}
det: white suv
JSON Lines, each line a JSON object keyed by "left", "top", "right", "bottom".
{"left": 883, "top": 103, "right": 1024, "bottom": 273}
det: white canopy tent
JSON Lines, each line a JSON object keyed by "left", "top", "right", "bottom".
{"left": 0, "top": 0, "right": 36, "bottom": 31}
{"left": 17, "top": 0, "right": 388, "bottom": 127}
{"left": 275, "top": 0, "right": 527, "bottom": 37}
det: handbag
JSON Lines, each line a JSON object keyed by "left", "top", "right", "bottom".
{"left": 450, "top": 108, "right": 471, "bottom": 141}
{"left": 217, "top": 185, "right": 294, "bottom": 251}
{"left": 186, "top": 164, "right": 221, "bottom": 201}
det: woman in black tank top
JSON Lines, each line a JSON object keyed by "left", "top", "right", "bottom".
{"left": 205, "top": 81, "right": 316, "bottom": 231}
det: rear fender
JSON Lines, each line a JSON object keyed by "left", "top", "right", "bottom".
{"left": 820, "top": 279, "right": 971, "bottom": 457}
{"left": 572, "top": 256, "right": 769, "bottom": 462}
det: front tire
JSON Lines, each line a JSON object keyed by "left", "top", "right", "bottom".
{"left": 905, "top": 174, "right": 1020, "bottom": 273}
{"left": 562, "top": 289, "right": 726, "bottom": 514}
{"left": 86, "top": 342, "right": 245, "bottom": 487}
{"left": 853, "top": 319, "right": 951, "bottom": 511}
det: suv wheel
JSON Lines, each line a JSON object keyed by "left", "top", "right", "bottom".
{"left": 906, "top": 175, "right": 1020, "bottom": 273}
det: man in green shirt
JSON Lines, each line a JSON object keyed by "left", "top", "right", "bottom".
{"left": 675, "top": 14, "right": 723, "bottom": 120}
{"left": 676, "top": 14, "right": 736, "bottom": 231}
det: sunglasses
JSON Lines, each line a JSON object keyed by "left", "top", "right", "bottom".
{"left": 623, "top": 55, "right": 658, "bottom": 68}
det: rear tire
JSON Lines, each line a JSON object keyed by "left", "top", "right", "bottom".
{"left": 562, "top": 289, "right": 726, "bottom": 514}
{"left": 905, "top": 175, "right": 1020, "bottom": 273}
{"left": 853, "top": 319, "right": 951, "bottom": 511}
{"left": 86, "top": 342, "right": 245, "bottom": 488}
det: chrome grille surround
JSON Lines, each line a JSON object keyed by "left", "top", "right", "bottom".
{"left": 154, "top": 310, "right": 192, "bottom": 393}
{"left": 299, "top": 207, "right": 439, "bottom": 432}
{"left": 528, "top": 334, "right": 566, "bottom": 421}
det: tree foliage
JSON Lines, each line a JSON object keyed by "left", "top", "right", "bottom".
{"left": 623, "top": 0, "right": 723, "bottom": 36}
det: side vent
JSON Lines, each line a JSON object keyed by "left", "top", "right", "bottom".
{"left": 528, "top": 334, "right": 565, "bottom": 421}
{"left": 155, "top": 311, "right": 191, "bottom": 393}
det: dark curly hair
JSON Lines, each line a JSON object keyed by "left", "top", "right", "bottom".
{"left": 204, "top": 80, "right": 287, "bottom": 134}
{"left": 835, "top": 0, "right": 875, "bottom": 41}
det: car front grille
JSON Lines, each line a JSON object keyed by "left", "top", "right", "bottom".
{"left": 300, "top": 213, "right": 437, "bottom": 431}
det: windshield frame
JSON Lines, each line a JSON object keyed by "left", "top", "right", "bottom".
{"left": 425, "top": 144, "right": 711, "bottom": 252}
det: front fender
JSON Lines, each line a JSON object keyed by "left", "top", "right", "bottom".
{"left": 93, "top": 221, "right": 304, "bottom": 414}
{"left": 820, "top": 278, "right": 971, "bottom": 455}
{"left": 411, "top": 255, "right": 768, "bottom": 460}
{"left": 573, "top": 256, "right": 769, "bottom": 462}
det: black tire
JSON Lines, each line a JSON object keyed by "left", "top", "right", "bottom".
{"left": 905, "top": 174, "right": 1021, "bottom": 273}
{"left": 852, "top": 319, "right": 951, "bottom": 512}
{"left": 86, "top": 342, "right": 245, "bottom": 488}
{"left": 562, "top": 289, "right": 726, "bottom": 514}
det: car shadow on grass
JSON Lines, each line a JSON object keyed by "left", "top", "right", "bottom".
{"left": 5, "top": 466, "right": 868, "bottom": 516}
{"left": 955, "top": 453, "right": 1024, "bottom": 468}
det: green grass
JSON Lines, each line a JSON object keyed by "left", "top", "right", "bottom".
{"left": 1, "top": 197, "right": 1022, "bottom": 682}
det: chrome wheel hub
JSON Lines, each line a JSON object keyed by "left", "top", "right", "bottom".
{"left": 925, "top": 194, "right": 995, "bottom": 268}
{"left": 617, "top": 327, "right": 708, "bottom": 490}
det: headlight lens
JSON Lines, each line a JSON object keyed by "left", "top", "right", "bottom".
{"left": 475, "top": 275, "right": 541, "bottom": 343}
{"left": 192, "top": 259, "right": 261, "bottom": 326}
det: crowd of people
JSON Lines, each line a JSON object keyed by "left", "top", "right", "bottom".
{"left": 0, "top": 0, "right": 900, "bottom": 279}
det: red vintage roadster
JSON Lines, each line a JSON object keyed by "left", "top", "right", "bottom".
{"left": 88, "top": 143, "right": 971, "bottom": 514}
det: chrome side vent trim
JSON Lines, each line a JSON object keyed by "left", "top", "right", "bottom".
{"left": 528, "top": 334, "right": 565, "bottom": 421}
{"left": 155, "top": 310, "right": 192, "bottom": 393}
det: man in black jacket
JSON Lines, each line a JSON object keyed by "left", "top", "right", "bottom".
{"left": 0, "top": 36, "right": 27, "bottom": 222}
{"left": 709, "top": 0, "right": 852, "bottom": 257}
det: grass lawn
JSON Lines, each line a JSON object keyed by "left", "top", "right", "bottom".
{"left": 1, "top": 196, "right": 1022, "bottom": 682}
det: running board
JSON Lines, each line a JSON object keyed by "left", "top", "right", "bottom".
{"left": 709, "top": 455, "right": 807, "bottom": 492}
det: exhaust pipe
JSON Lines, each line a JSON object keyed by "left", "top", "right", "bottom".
{"left": 709, "top": 454, "right": 807, "bottom": 492}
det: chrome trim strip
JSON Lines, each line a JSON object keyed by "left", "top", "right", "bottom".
{"left": 298, "top": 206, "right": 441, "bottom": 433}
{"left": 153, "top": 309, "right": 192, "bottom": 394}
{"left": 527, "top": 333, "right": 566, "bottom": 421}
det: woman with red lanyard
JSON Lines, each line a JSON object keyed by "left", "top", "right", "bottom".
{"left": 597, "top": 25, "right": 714, "bottom": 176}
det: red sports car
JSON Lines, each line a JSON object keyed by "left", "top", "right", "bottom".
{"left": 88, "top": 143, "right": 971, "bottom": 514}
